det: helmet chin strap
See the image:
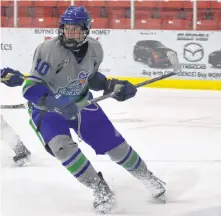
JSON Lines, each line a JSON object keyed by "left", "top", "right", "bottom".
{"left": 73, "top": 40, "right": 87, "bottom": 52}
{"left": 63, "top": 33, "right": 88, "bottom": 52}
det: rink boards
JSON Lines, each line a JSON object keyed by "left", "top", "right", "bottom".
{"left": 110, "top": 77, "right": 221, "bottom": 90}
{"left": 1, "top": 28, "right": 221, "bottom": 90}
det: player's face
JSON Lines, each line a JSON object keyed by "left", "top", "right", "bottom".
{"left": 64, "top": 24, "right": 84, "bottom": 42}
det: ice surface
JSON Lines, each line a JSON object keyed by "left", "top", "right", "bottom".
{"left": 1, "top": 87, "right": 221, "bottom": 216}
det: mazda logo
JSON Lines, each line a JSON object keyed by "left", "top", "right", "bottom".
{"left": 183, "top": 43, "right": 204, "bottom": 62}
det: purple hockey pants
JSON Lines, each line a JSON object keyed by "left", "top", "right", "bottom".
{"left": 31, "top": 101, "right": 125, "bottom": 155}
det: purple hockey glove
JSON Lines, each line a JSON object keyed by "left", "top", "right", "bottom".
{"left": 1, "top": 67, "right": 24, "bottom": 87}
{"left": 38, "top": 94, "right": 79, "bottom": 120}
{"left": 103, "top": 79, "right": 137, "bottom": 102}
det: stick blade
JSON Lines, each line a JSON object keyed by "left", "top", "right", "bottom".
{"left": 167, "top": 51, "right": 181, "bottom": 72}
{"left": 1, "top": 103, "right": 27, "bottom": 109}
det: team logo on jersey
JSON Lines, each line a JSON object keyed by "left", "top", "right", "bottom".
{"left": 56, "top": 58, "right": 69, "bottom": 74}
{"left": 78, "top": 71, "right": 90, "bottom": 84}
{"left": 56, "top": 69, "right": 93, "bottom": 101}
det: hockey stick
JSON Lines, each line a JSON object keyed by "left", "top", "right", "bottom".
{"left": 86, "top": 51, "right": 181, "bottom": 105}
{"left": 0, "top": 103, "right": 28, "bottom": 109}
{"left": 87, "top": 71, "right": 177, "bottom": 105}
{"left": 1, "top": 52, "right": 181, "bottom": 109}
{"left": 1, "top": 74, "right": 29, "bottom": 109}
{"left": 1, "top": 73, "right": 28, "bottom": 82}
{"left": 0, "top": 72, "right": 176, "bottom": 109}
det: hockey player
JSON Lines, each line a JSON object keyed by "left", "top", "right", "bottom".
{"left": 1, "top": 67, "right": 31, "bottom": 166}
{"left": 22, "top": 6, "right": 166, "bottom": 213}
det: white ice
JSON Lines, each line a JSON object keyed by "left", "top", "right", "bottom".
{"left": 1, "top": 87, "right": 221, "bottom": 216}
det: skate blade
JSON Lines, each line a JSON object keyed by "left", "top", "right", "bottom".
{"left": 95, "top": 203, "right": 114, "bottom": 214}
{"left": 150, "top": 191, "right": 167, "bottom": 204}
{"left": 15, "top": 156, "right": 31, "bottom": 167}
{"left": 94, "top": 197, "right": 116, "bottom": 214}
{"left": 16, "top": 158, "right": 28, "bottom": 167}
{"left": 156, "top": 194, "right": 166, "bottom": 203}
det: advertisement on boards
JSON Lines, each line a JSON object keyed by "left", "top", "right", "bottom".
{"left": 96, "top": 30, "right": 221, "bottom": 80}
{"left": 1, "top": 28, "right": 221, "bottom": 81}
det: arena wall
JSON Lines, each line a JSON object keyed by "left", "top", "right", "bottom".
{"left": 1, "top": 28, "right": 221, "bottom": 90}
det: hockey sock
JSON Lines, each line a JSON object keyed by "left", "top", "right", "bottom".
{"left": 106, "top": 142, "right": 151, "bottom": 181}
{"left": 48, "top": 135, "right": 100, "bottom": 189}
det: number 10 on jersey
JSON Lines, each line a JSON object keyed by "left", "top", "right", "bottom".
{"left": 35, "top": 59, "right": 50, "bottom": 76}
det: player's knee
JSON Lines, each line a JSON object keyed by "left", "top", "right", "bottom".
{"left": 106, "top": 141, "right": 131, "bottom": 162}
{"left": 48, "top": 135, "right": 79, "bottom": 161}
{"left": 107, "top": 142, "right": 144, "bottom": 171}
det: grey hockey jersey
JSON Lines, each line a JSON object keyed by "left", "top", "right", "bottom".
{"left": 23, "top": 36, "right": 103, "bottom": 107}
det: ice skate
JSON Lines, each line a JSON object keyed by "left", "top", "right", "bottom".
{"left": 144, "top": 171, "right": 166, "bottom": 203}
{"left": 13, "top": 141, "right": 31, "bottom": 166}
{"left": 93, "top": 172, "right": 115, "bottom": 214}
